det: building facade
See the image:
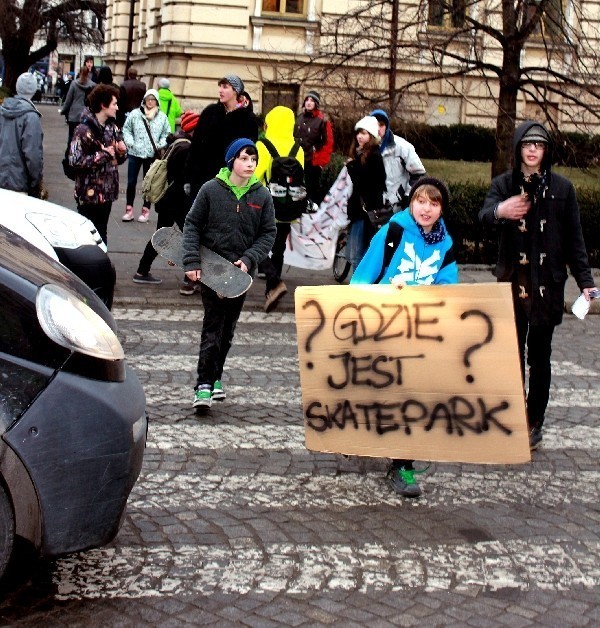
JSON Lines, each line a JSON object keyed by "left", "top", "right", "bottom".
{"left": 103, "top": 0, "right": 600, "bottom": 132}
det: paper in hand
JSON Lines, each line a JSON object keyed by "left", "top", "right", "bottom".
{"left": 571, "top": 293, "right": 590, "bottom": 320}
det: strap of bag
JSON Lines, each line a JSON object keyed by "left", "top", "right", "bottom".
{"left": 375, "top": 221, "right": 404, "bottom": 284}
{"left": 141, "top": 116, "right": 159, "bottom": 155}
{"left": 166, "top": 99, "right": 172, "bottom": 117}
{"left": 289, "top": 141, "right": 301, "bottom": 159}
{"left": 259, "top": 137, "right": 279, "bottom": 160}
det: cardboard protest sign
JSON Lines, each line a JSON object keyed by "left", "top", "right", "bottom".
{"left": 295, "top": 283, "right": 530, "bottom": 464}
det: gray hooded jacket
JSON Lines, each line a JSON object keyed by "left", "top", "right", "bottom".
{"left": 0, "top": 96, "right": 44, "bottom": 194}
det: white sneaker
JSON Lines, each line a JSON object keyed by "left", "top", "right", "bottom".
{"left": 138, "top": 207, "right": 150, "bottom": 223}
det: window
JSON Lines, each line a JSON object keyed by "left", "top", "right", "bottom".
{"left": 525, "top": 0, "right": 565, "bottom": 40}
{"left": 262, "top": 83, "right": 299, "bottom": 115}
{"left": 428, "top": 0, "right": 466, "bottom": 28}
{"left": 262, "top": 0, "right": 305, "bottom": 16}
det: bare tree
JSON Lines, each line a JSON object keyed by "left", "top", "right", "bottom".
{"left": 0, "top": 0, "right": 105, "bottom": 92}
{"left": 308, "top": 0, "right": 600, "bottom": 176}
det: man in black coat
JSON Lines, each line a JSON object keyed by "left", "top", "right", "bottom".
{"left": 118, "top": 67, "right": 147, "bottom": 128}
{"left": 480, "top": 120, "right": 596, "bottom": 450}
{"left": 184, "top": 74, "right": 258, "bottom": 198}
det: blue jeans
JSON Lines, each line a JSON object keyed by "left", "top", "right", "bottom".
{"left": 126, "top": 155, "right": 154, "bottom": 207}
{"left": 347, "top": 219, "right": 367, "bottom": 269}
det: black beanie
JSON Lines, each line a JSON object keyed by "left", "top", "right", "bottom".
{"left": 408, "top": 177, "right": 450, "bottom": 213}
{"left": 304, "top": 90, "right": 321, "bottom": 108}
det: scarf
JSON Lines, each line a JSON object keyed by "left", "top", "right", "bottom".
{"left": 417, "top": 219, "right": 446, "bottom": 245}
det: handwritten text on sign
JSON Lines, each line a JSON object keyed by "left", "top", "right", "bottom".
{"left": 294, "top": 284, "right": 530, "bottom": 464}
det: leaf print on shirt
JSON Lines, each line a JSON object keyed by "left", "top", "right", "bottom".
{"left": 392, "top": 242, "right": 441, "bottom": 285}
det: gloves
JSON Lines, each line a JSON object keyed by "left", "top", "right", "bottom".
{"left": 184, "top": 183, "right": 191, "bottom": 197}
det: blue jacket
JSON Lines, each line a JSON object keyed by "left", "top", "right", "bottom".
{"left": 350, "top": 208, "right": 458, "bottom": 285}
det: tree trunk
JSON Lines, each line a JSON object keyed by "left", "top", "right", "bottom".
{"left": 2, "top": 44, "right": 34, "bottom": 94}
{"left": 492, "top": 46, "right": 521, "bottom": 178}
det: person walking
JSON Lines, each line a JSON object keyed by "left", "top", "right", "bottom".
{"left": 345, "top": 115, "right": 387, "bottom": 271}
{"left": 184, "top": 74, "right": 259, "bottom": 199}
{"left": 480, "top": 120, "right": 597, "bottom": 451}
{"left": 0, "top": 72, "right": 44, "bottom": 197}
{"left": 255, "top": 105, "right": 305, "bottom": 312}
{"left": 68, "top": 84, "right": 127, "bottom": 245}
{"left": 60, "top": 63, "right": 95, "bottom": 148}
{"left": 157, "top": 78, "right": 182, "bottom": 133}
{"left": 96, "top": 65, "right": 120, "bottom": 92}
{"left": 351, "top": 177, "right": 458, "bottom": 497}
{"left": 370, "top": 109, "right": 427, "bottom": 212}
{"left": 133, "top": 110, "right": 199, "bottom": 286}
{"left": 118, "top": 67, "right": 147, "bottom": 128}
{"left": 121, "top": 89, "right": 170, "bottom": 223}
{"left": 183, "top": 138, "right": 276, "bottom": 410}
{"left": 293, "top": 90, "right": 334, "bottom": 206}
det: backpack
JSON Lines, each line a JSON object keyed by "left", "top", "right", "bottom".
{"left": 142, "top": 138, "right": 190, "bottom": 203}
{"left": 259, "top": 137, "right": 306, "bottom": 222}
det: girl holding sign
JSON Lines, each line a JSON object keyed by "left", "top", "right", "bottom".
{"left": 351, "top": 177, "right": 459, "bottom": 497}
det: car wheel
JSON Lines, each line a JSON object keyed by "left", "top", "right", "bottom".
{"left": 0, "top": 482, "right": 15, "bottom": 580}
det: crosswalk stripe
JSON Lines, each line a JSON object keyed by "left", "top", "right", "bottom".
{"left": 122, "top": 329, "right": 297, "bottom": 346}
{"left": 129, "top": 468, "right": 599, "bottom": 510}
{"left": 132, "top": 355, "right": 297, "bottom": 372}
{"left": 52, "top": 539, "right": 600, "bottom": 599}
{"left": 146, "top": 422, "right": 599, "bottom": 452}
{"left": 113, "top": 308, "right": 296, "bottom": 324}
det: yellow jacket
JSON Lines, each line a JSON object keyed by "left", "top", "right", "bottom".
{"left": 255, "top": 106, "right": 305, "bottom": 185}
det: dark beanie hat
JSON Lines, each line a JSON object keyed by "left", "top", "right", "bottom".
{"left": 370, "top": 108, "right": 390, "bottom": 128}
{"left": 225, "top": 138, "right": 257, "bottom": 170}
{"left": 408, "top": 177, "right": 450, "bottom": 213}
{"left": 304, "top": 90, "right": 321, "bottom": 108}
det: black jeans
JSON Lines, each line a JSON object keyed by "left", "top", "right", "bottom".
{"left": 515, "top": 306, "right": 555, "bottom": 430}
{"left": 126, "top": 155, "right": 154, "bottom": 207}
{"left": 259, "top": 221, "right": 291, "bottom": 293}
{"left": 304, "top": 162, "right": 323, "bottom": 204}
{"left": 196, "top": 285, "right": 246, "bottom": 388}
{"left": 78, "top": 201, "right": 112, "bottom": 245}
{"left": 136, "top": 206, "right": 186, "bottom": 276}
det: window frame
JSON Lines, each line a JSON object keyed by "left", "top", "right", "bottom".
{"left": 261, "top": 0, "right": 306, "bottom": 18}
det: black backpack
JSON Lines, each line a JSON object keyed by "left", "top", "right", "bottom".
{"left": 259, "top": 137, "right": 307, "bottom": 222}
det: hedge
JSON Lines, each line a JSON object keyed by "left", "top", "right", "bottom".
{"left": 321, "top": 157, "right": 600, "bottom": 267}
{"left": 330, "top": 119, "right": 600, "bottom": 168}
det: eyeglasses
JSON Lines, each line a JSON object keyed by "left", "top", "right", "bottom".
{"left": 522, "top": 141, "right": 546, "bottom": 150}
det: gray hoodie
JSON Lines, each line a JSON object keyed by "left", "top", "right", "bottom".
{"left": 61, "top": 78, "right": 96, "bottom": 124}
{"left": 0, "top": 96, "right": 44, "bottom": 194}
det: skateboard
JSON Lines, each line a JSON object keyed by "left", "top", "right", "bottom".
{"left": 151, "top": 227, "right": 253, "bottom": 298}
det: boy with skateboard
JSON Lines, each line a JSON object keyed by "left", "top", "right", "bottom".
{"left": 183, "top": 138, "right": 276, "bottom": 409}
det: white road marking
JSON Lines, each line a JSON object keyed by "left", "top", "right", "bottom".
{"left": 146, "top": 422, "right": 600, "bottom": 453}
{"left": 132, "top": 355, "right": 297, "bottom": 372}
{"left": 123, "top": 329, "right": 297, "bottom": 346}
{"left": 130, "top": 468, "right": 599, "bottom": 510}
{"left": 113, "top": 308, "right": 296, "bottom": 324}
{"left": 52, "top": 539, "right": 600, "bottom": 599}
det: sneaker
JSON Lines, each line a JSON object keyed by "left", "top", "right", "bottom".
{"left": 122, "top": 206, "right": 134, "bottom": 222}
{"left": 133, "top": 272, "right": 162, "bottom": 284}
{"left": 264, "top": 281, "right": 287, "bottom": 313}
{"left": 386, "top": 465, "right": 422, "bottom": 498}
{"left": 138, "top": 207, "right": 150, "bottom": 223}
{"left": 193, "top": 388, "right": 212, "bottom": 409}
{"left": 529, "top": 426, "right": 543, "bottom": 450}
{"left": 179, "top": 279, "right": 199, "bottom": 296}
{"left": 212, "top": 380, "right": 226, "bottom": 401}
{"left": 257, "top": 272, "right": 267, "bottom": 280}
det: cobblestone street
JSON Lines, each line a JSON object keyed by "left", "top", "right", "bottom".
{"left": 1, "top": 304, "right": 598, "bottom": 625}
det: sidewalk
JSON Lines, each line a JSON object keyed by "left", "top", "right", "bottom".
{"left": 38, "top": 103, "right": 599, "bottom": 313}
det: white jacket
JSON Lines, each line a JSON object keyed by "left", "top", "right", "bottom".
{"left": 381, "top": 134, "right": 426, "bottom": 210}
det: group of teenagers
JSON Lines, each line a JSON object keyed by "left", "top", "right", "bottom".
{"left": 37, "top": 70, "right": 600, "bottom": 498}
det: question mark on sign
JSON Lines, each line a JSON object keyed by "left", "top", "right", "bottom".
{"left": 303, "top": 299, "right": 325, "bottom": 369}
{"left": 460, "top": 310, "right": 493, "bottom": 383}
